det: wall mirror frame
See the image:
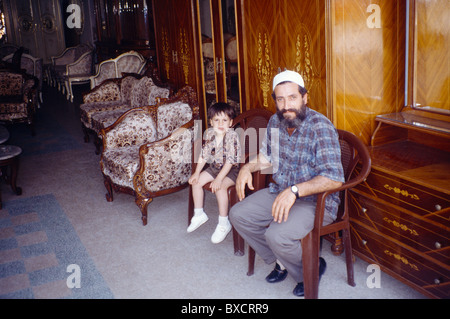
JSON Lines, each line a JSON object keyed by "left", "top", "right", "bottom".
{"left": 198, "top": 0, "right": 241, "bottom": 122}
{"left": 407, "top": 0, "right": 450, "bottom": 116}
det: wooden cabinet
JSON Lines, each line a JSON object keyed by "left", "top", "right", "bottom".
{"left": 152, "top": 0, "right": 205, "bottom": 123}
{"left": 93, "top": 0, "right": 156, "bottom": 61}
{"left": 3, "top": 0, "right": 65, "bottom": 64}
{"left": 235, "top": 0, "right": 327, "bottom": 116}
{"left": 349, "top": 109, "right": 450, "bottom": 299}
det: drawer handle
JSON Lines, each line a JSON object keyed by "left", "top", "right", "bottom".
{"left": 435, "top": 242, "right": 442, "bottom": 249}
{"left": 435, "top": 204, "right": 442, "bottom": 211}
{"left": 434, "top": 278, "right": 441, "bottom": 285}
{"left": 361, "top": 207, "right": 368, "bottom": 213}
{"left": 362, "top": 240, "right": 368, "bottom": 246}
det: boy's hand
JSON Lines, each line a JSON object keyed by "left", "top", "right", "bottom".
{"left": 209, "top": 177, "right": 224, "bottom": 193}
{"left": 188, "top": 173, "right": 199, "bottom": 185}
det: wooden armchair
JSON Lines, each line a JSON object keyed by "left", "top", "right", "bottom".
{"left": 0, "top": 69, "right": 38, "bottom": 135}
{"left": 99, "top": 86, "right": 199, "bottom": 225}
{"left": 246, "top": 129, "right": 372, "bottom": 298}
{"left": 188, "top": 108, "right": 273, "bottom": 255}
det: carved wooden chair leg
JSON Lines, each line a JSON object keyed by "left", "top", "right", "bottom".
{"left": 135, "top": 196, "right": 152, "bottom": 226}
{"left": 104, "top": 178, "right": 113, "bottom": 202}
{"left": 82, "top": 124, "right": 90, "bottom": 143}
{"left": 94, "top": 136, "right": 102, "bottom": 155}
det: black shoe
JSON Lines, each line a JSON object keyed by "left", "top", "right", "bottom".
{"left": 265, "top": 263, "right": 288, "bottom": 283}
{"left": 293, "top": 257, "right": 327, "bottom": 297}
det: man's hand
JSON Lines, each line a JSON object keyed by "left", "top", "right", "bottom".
{"left": 235, "top": 166, "right": 254, "bottom": 201}
{"left": 271, "top": 188, "right": 296, "bottom": 223}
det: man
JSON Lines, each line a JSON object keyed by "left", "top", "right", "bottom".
{"left": 229, "top": 70, "right": 344, "bottom": 297}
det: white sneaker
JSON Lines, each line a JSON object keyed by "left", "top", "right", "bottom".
{"left": 211, "top": 223, "right": 232, "bottom": 244}
{"left": 187, "top": 213, "right": 208, "bottom": 233}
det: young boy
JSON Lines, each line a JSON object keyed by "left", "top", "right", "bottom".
{"left": 188, "top": 102, "right": 241, "bottom": 243}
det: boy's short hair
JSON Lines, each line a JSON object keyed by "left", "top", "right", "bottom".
{"left": 207, "top": 102, "right": 236, "bottom": 120}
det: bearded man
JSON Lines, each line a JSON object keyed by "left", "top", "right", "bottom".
{"left": 229, "top": 70, "right": 344, "bottom": 297}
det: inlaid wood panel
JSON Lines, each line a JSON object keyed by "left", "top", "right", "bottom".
{"left": 153, "top": 0, "right": 205, "bottom": 122}
{"left": 236, "top": 0, "right": 326, "bottom": 115}
{"left": 330, "top": 0, "right": 406, "bottom": 143}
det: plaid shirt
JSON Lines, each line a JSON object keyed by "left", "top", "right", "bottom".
{"left": 260, "top": 107, "right": 344, "bottom": 219}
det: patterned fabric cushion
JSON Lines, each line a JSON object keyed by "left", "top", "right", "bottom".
{"left": 102, "top": 146, "right": 140, "bottom": 188}
{"left": 92, "top": 61, "right": 116, "bottom": 88}
{"left": 103, "top": 108, "right": 158, "bottom": 149}
{"left": 129, "top": 77, "right": 154, "bottom": 107}
{"left": 148, "top": 85, "right": 170, "bottom": 106}
{"left": 157, "top": 101, "right": 192, "bottom": 140}
{"left": 141, "top": 126, "right": 193, "bottom": 192}
{"left": 0, "top": 102, "right": 28, "bottom": 120}
{"left": 116, "top": 54, "right": 144, "bottom": 75}
{"left": 0, "top": 72, "right": 23, "bottom": 96}
{"left": 90, "top": 107, "right": 131, "bottom": 134}
{"left": 80, "top": 101, "right": 127, "bottom": 127}
{"left": 83, "top": 81, "right": 121, "bottom": 103}
{"left": 120, "top": 76, "right": 140, "bottom": 104}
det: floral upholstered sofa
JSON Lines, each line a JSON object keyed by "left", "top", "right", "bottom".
{"left": 99, "top": 86, "right": 199, "bottom": 225}
{"left": 80, "top": 73, "right": 172, "bottom": 153}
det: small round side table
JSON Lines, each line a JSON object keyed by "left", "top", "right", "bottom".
{"left": 0, "top": 145, "right": 23, "bottom": 209}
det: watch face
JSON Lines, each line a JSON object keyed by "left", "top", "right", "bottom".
{"left": 291, "top": 185, "right": 298, "bottom": 193}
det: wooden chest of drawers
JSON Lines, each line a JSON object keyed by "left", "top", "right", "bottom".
{"left": 349, "top": 110, "right": 450, "bottom": 299}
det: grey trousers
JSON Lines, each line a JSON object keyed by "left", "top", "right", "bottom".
{"left": 229, "top": 188, "right": 334, "bottom": 283}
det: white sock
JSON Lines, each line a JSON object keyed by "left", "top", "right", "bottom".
{"left": 218, "top": 215, "right": 229, "bottom": 226}
{"left": 194, "top": 208, "right": 205, "bottom": 217}
{"left": 276, "top": 260, "right": 286, "bottom": 270}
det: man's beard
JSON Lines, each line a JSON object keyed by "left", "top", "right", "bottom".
{"left": 276, "top": 106, "right": 306, "bottom": 129}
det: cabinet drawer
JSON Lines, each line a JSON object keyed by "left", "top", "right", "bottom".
{"left": 349, "top": 190, "right": 450, "bottom": 265}
{"left": 351, "top": 221, "right": 450, "bottom": 299}
{"left": 354, "top": 167, "right": 450, "bottom": 225}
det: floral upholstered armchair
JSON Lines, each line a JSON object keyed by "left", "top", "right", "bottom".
{"left": 0, "top": 69, "right": 38, "bottom": 135}
{"left": 3, "top": 53, "right": 43, "bottom": 104}
{"left": 99, "top": 86, "right": 199, "bottom": 225}
{"left": 80, "top": 73, "right": 172, "bottom": 153}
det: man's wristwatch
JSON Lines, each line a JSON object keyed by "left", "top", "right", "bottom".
{"left": 290, "top": 185, "right": 300, "bottom": 199}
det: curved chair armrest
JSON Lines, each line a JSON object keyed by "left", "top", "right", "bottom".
{"left": 51, "top": 47, "right": 76, "bottom": 65}
{"left": 65, "top": 51, "right": 93, "bottom": 75}
{"left": 101, "top": 106, "right": 159, "bottom": 150}
{"left": 135, "top": 120, "right": 194, "bottom": 194}
{"left": 82, "top": 78, "right": 122, "bottom": 103}
{"left": 314, "top": 130, "right": 372, "bottom": 229}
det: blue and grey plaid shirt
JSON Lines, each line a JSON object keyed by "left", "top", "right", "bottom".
{"left": 260, "top": 107, "right": 345, "bottom": 220}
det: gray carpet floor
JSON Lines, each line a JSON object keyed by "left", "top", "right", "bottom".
{"left": 0, "top": 84, "right": 427, "bottom": 299}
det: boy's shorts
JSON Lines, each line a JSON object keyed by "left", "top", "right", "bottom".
{"left": 204, "top": 165, "right": 239, "bottom": 183}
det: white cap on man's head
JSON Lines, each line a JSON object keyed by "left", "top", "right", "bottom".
{"left": 272, "top": 70, "right": 305, "bottom": 91}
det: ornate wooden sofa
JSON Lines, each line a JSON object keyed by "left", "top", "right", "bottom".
{"left": 99, "top": 86, "right": 199, "bottom": 225}
{"left": 80, "top": 73, "right": 172, "bottom": 153}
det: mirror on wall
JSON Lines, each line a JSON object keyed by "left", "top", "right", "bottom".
{"left": 409, "top": 0, "right": 449, "bottom": 115}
